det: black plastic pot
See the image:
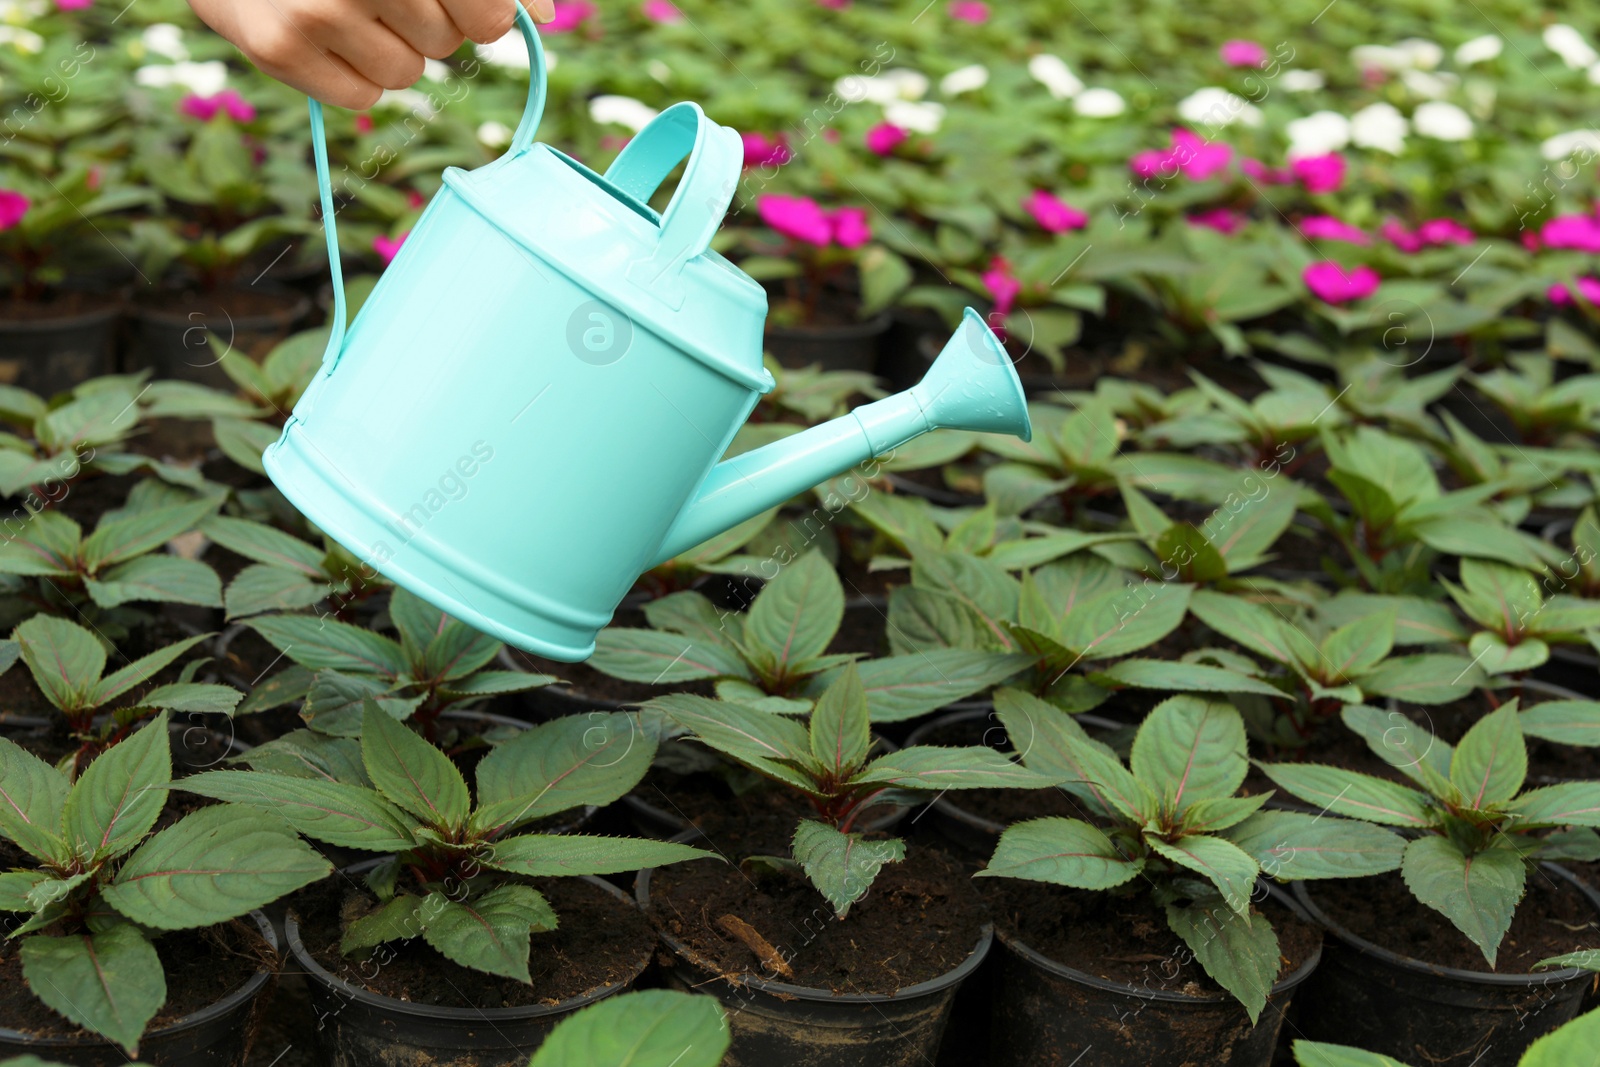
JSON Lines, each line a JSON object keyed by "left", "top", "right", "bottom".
{"left": 636, "top": 838, "right": 992, "bottom": 1067}
{"left": 0, "top": 299, "right": 119, "bottom": 395}
{"left": 765, "top": 310, "right": 892, "bottom": 373}
{"left": 125, "top": 288, "right": 310, "bottom": 389}
{"left": 0, "top": 911, "right": 278, "bottom": 1067}
{"left": 988, "top": 884, "right": 1320, "bottom": 1067}
{"left": 286, "top": 875, "right": 646, "bottom": 1067}
{"left": 1291, "top": 865, "right": 1600, "bottom": 1067}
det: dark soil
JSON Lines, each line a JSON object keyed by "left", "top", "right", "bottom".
{"left": 292, "top": 874, "right": 654, "bottom": 1009}
{"left": 981, "top": 878, "right": 1322, "bottom": 996}
{"left": 646, "top": 809, "right": 987, "bottom": 993}
{"left": 1306, "top": 868, "right": 1600, "bottom": 974}
{"left": 827, "top": 600, "right": 889, "bottom": 658}
{"left": 0, "top": 292, "right": 120, "bottom": 322}
{"left": 133, "top": 287, "right": 305, "bottom": 321}
{"left": 629, "top": 757, "right": 905, "bottom": 837}
{"left": 0, "top": 916, "right": 273, "bottom": 1039}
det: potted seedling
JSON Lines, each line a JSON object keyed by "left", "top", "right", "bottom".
{"left": 181, "top": 700, "right": 711, "bottom": 1067}
{"left": 976, "top": 689, "right": 1403, "bottom": 1066}
{"left": 1260, "top": 701, "right": 1600, "bottom": 1065}
{"left": 527, "top": 989, "right": 729, "bottom": 1067}
{"left": 637, "top": 665, "right": 1057, "bottom": 1066}
{"left": 0, "top": 714, "right": 331, "bottom": 1059}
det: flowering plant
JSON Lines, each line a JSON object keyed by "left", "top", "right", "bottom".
{"left": 732, "top": 192, "right": 898, "bottom": 326}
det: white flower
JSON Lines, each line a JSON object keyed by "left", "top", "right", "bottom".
{"left": 646, "top": 59, "right": 671, "bottom": 83}
{"left": 477, "top": 121, "right": 513, "bottom": 148}
{"left": 420, "top": 59, "right": 451, "bottom": 82}
{"left": 1352, "top": 39, "right": 1441, "bottom": 73}
{"left": 380, "top": 88, "right": 436, "bottom": 117}
{"left": 0, "top": 25, "right": 42, "bottom": 52}
{"left": 589, "top": 95, "right": 658, "bottom": 132}
{"left": 134, "top": 59, "right": 227, "bottom": 95}
{"left": 1400, "top": 69, "right": 1457, "bottom": 98}
{"left": 0, "top": 0, "right": 47, "bottom": 23}
{"left": 1073, "top": 87, "right": 1125, "bottom": 117}
{"left": 140, "top": 24, "right": 188, "bottom": 61}
{"left": 1544, "top": 24, "right": 1598, "bottom": 69}
{"left": 1177, "top": 87, "right": 1261, "bottom": 128}
{"left": 1350, "top": 101, "right": 1407, "bottom": 153}
{"left": 884, "top": 99, "right": 945, "bottom": 134}
{"left": 1589, "top": 62, "right": 1600, "bottom": 86}
{"left": 1281, "top": 69, "right": 1325, "bottom": 92}
{"left": 1540, "top": 130, "right": 1600, "bottom": 161}
{"left": 1396, "top": 38, "right": 1443, "bottom": 69}
{"left": 837, "top": 68, "right": 928, "bottom": 105}
{"left": 1286, "top": 110, "right": 1351, "bottom": 156}
{"left": 1413, "top": 100, "right": 1473, "bottom": 140}
{"left": 940, "top": 64, "right": 988, "bottom": 95}
{"left": 1028, "top": 54, "right": 1083, "bottom": 99}
{"left": 476, "top": 27, "right": 536, "bottom": 70}
{"left": 1454, "top": 34, "right": 1502, "bottom": 65}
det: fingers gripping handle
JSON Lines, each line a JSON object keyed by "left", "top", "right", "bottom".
{"left": 610, "top": 103, "right": 743, "bottom": 311}
{"left": 306, "top": 3, "right": 548, "bottom": 367}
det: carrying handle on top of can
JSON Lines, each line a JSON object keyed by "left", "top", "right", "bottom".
{"left": 306, "top": 2, "right": 548, "bottom": 369}
{"left": 611, "top": 102, "right": 743, "bottom": 312}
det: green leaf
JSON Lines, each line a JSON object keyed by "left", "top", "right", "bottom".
{"left": 1356, "top": 654, "right": 1484, "bottom": 705}
{"left": 1291, "top": 1041, "right": 1410, "bottom": 1066}
{"left": 1059, "top": 582, "right": 1193, "bottom": 661}
{"left": 590, "top": 628, "right": 751, "bottom": 683}
{"left": 527, "top": 989, "right": 730, "bottom": 1067}
{"left": 851, "top": 650, "right": 1031, "bottom": 723}
{"left": 64, "top": 713, "right": 171, "bottom": 861}
{"left": 743, "top": 550, "right": 843, "bottom": 665}
{"left": 141, "top": 682, "right": 242, "bottom": 715}
{"left": 642, "top": 591, "right": 740, "bottom": 650}
{"left": 1154, "top": 524, "right": 1229, "bottom": 582}
{"left": 421, "top": 621, "right": 500, "bottom": 682}
{"left": 646, "top": 693, "right": 813, "bottom": 768}
{"left": 480, "top": 833, "right": 714, "bottom": 877}
{"left": 102, "top": 804, "right": 331, "bottom": 929}
{"left": 0, "top": 737, "right": 68, "bottom": 863}
{"left": 851, "top": 745, "right": 1059, "bottom": 791}
{"left": 1458, "top": 558, "right": 1541, "bottom": 634}
{"left": 885, "top": 586, "right": 995, "bottom": 654}
{"left": 224, "top": 564, "right": 326, "bottom": 619}
{"left": 419, "top": 885, "right": 557, "bottom": 983}
{"left": 92, "top": 633, "right": 213, "bottom": 707}
{"left": 0, "top": 510, "right": 79, "bottom": 576}
{"left": 360, "top": 699, "right": 469, "bottom": 831}
{"left": 1505, "top": 783, "right": 1600, "bottom": 827}
{"left": 340, "top": 893, "right": 428, "bottom": 954}
{"left": 301, "top": 670, "right": 424, "bottom": 736}
{"left": 16, "top": 615, "right": 105, "bottom": 712}
{"left": 1092, "top": 658, "right": 1285, "bottom": 698}
{"left": 81, "top": 499, "right": 219, "bottom": 570}
{"left": 1224, "top": 810, "right": 1405, "bottom": 880}
{"left": 473, "top": 712, "right": 657, "bottom": 834}
{"left": 1319, "top": 610, "right": 1396, "bottom": 681}
{"left": 792, "top": 819, "right": 905, "bottom": 917}
{"left": 201, "top": 516, "right": 325, "bottom": 575}
{"left": 1130, "top": 696, "right": 1247, "bottom": 809}
{"left": 978, "top": 817, "right": 1142, "bottom": 889}
{"left": 1520, "top": 1007, "right": 1600, "bottom": 1067}
{"left": 247, "top": 614, "right": 406, "bottom": 678}
{"left": 1180, "top": 794, "right": 1271, "bottom": 834}
{"left": 178, "top": 770, "right": 418, "bottom": 851}
{"left": 1400, "top": 836, "right": 1524, "bottom": 966}
{"left": 1339, "top": 705, "right": 1455, "bottom": 795}
{"left": 912, "top": 549, "right": 1020, "bottom": 648}
{"left": 993, "top": 687, "right": 1152, "bottom": 820}
{"left": 1189, "top": 590, "right": 1302, "bottom": 666}
{"left": 1532, "top": 951, "right": 1600, "bottom": 973}
{"left": 235, "top": 665, "right": 315, "bottom": 716}
{"left": 86, "top": 556, "right": 223, "bottom": 609}
{"left": 212, "top": 418, "right": 281, "bottom": 475}
{"left": 20, "top": 925, "right": 164, "bottom": 1055}
{"left": 1449, "top": 703, "right": 1527, "bottom": 809}
{"left": 1209, "top": 480, "right": 1300, "bottom": 567}
{"left": 1319, "top": 594, "right": 1467, "bottom": 646}
{"left": 809, "top": 663, "right": 870, "bottom": 778}
{"left": 1467, "top": 632, "right": 1548, "bottom": 675}
{"left": 1519, "top": 700, "right": 1600, "bottom": 746}
{"left": 1166, "top": 900, "right": 1280, "bottom": 1024}
{"left": 1148, "top": 834, "right": 1259, "bottom": 915}
{"left": 238, "top": 728, "right": 369, "bottom": 784}
{"left": 1256, "top": 763, "right": 1433, "bottom": 827}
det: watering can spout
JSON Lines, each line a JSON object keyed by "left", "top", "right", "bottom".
{"left": 648, "top": 308, "right": 1032, "bottom": 569}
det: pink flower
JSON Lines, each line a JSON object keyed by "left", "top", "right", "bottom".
{"left": 1170, "top": 129, "right": 1233, "bottom": 180}
{"left": 540, "top": 0, "right": 594, "bottom": 32}
{"left": 1416, "top": 219, "right": 1474, "bottom": 246}
{"left": 829, "top": 207, "right": 871, "bottom": 248}
{"left": 758, "top": 193, "right": 833, "bottom": 246}
{"left": 1024, "top": 189, "right": 1088, "bottom": 233}
{"left": 1291, "top": 153, "right": 1345, "bottom": 194}
{"left": 0, "top": 190, "right": 30, "bottom": 230}
{"left": 373, "top": 232, "right": 408, "bottom": 265}
{"left": 865, "top": 122, "right": 908, "bottom": 156}
{"left": 1522, "top": 230, "right": 1542, "bottom": 252}
{"left": 1541, "top": 214, "right": 1600, "bottom": 254}
{"left": 354, "top": 113, "right": 374, "bottom": 133}
{"left": 1304, "top": 261, "right": 1380, "bottom": 304}
{"left": 179, "top": 89, "right": 255, "bottom": 122}
{"left": 948, "top": 1, "right": 989, "bottom": 22}
{"left": 1220, "top": 40, "right": 1267, "bottom": 67}
{"left": 55, "top": 0, "right": 92, "bottom": 9}
{"left": 981, "top": 256, "right": 1021, "bottom": 320}
{"left": 641, "top": 0, "right": 681, "bottom": 21}
{"left": 406, "top": 189, "right": 425, "bottom": 208}
{"left": 1187, "top": 208, "right": 1246, "bottom": 234}
{"left": 1379, "top": 220, "right": 1424, "bottom": 253}
{"left": 1240, "top": 157, "right": 1292, "bottom": 183}
{"left": 1549, "top": 277, "right": 1600, "bottom": 305}
{"left": 1300, "top": 215, "right": 1369, "bottom": 245}
{"left": 741, "top": 132, "right": 791, "bottom": 168}
{"left": 1130, "top": 149, "right": 1174, "bottom": 180}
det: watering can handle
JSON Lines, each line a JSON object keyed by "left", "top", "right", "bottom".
{"left": 608, "top": 103, "right": 743, "bottom": 310}
{"left": 306, "top": 2, "right": 548, "bottom": 366}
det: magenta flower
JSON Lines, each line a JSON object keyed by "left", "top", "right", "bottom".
{"left": 1187, "top": 208, "right": 1246, "bottom": 235}
{"left": 1549, "top": 277, "right": 1600, "bottom": 305}
{"left": 1541, "top": 214, "right": 1600, "bottom": 254}
{"left": 1301, "top": 215, "right": 1369, "bottom": 245}
{"left": 1220, "top": 40, "right": 1268, "bottom": 67}
{"left": 1170, "top": 129, "right": 1233, "bottom": 180}
{"left": 758, "top": 193, "right": 833, "bottom": 246}
{"left": 540, "top": 0, "right": 595, "bottom": 32}
{"left": 1291, "top": 153, "right": 1345, "bottom": 194}
{"left": 0, "top": 190, "right": 30, "bottom": 230}
{"left": 830, "top": 207, "right": 872, "bottom": 248}
{"left": 865, "top": 122, "right": 909, "bottom": 156}
{"left": 1240, "top": 157, "right": 1292, "bottom": 184}
{"left": 1304, "top": 261, "right": 1380, "bottom": 304}
{"left": 179, "top": 89, "right": 256, "bottom": 122}
{"left": 1522, "top": 231, "right": 1542, "bottom": 252}
{"left": 741, "top": 132, "right": 791, "bottom": 169}
{"left": 1024, "top": 189, "right": 1088, "bottom": 233}
{"left": 1417, "top": 219, "right": 1474, "bottom": 245}
{"left": 949, "top": 1, "right": 989, "bottom": 22}
{"left": 981, "top": 256, "right": 1021, "bottom": 321}
{"left": 373, "top": 232, "right": 408, "bottom": 266}
{"left": 355, "top": 113, "right": 375, "bottom": 133}
{"left": 641, "top": 0, "right": 682, "bottom": 21}
{"left": 1129, "top": 149, "right": 1173, "bottom": 180}
{"left": 1379, "top": 220, "right": 1424, "bottom": 253}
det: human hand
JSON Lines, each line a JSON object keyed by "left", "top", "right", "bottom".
{"left": 187, "top": 0, "right": 552, "bottom": 109}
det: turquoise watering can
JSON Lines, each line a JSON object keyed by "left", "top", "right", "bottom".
{"left": 266, "top": 4, "right": 1032, "bottom": 662}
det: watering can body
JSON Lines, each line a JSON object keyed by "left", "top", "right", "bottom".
{"left": 267, "top": 6, "right": 1030, "bottom": 662}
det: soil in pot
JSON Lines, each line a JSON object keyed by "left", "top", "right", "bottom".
{"left": 761, "top": 281, "right": 890, "bottom": 373}
{"left": 0, "top": 292, "right": 120, "bottom": 395}
{"left": 126, "top": 287, "right": 309, "bottom": 389}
